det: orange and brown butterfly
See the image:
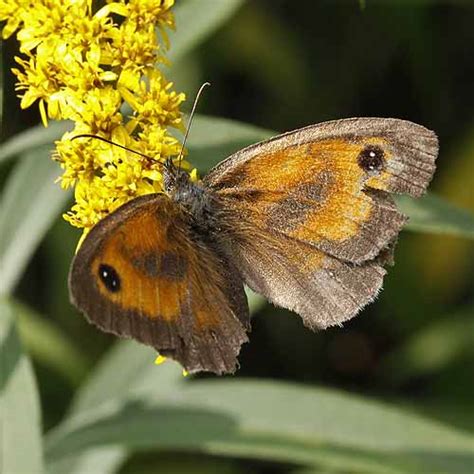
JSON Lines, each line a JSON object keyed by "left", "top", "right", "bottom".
{"left": 69, "top": 117, "right": 438, "bottom": 375}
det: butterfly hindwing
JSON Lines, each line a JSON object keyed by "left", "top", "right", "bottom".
{"left": 227, "top": 230, "right": 386, "bottom": 329}
{"left": 69, "top": 194, "right": 249, "bottom": 374}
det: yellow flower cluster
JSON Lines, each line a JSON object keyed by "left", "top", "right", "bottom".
{"left": 1, "top": 0, "right": 188, "bottom": 232}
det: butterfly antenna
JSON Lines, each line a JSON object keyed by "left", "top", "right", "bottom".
{"left": 177, "top": 82, "right": 211, "bottom": 170}
{"left": 71, "top": 134, "right": 154, "bottom": 161}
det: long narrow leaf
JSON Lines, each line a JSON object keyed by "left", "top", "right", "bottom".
{"left": 185, "top": 114, "right": 273, "bottom": 172}
{"left": 14, "top": 300, "right": 89, "bottom": 385}
{"left": 47, "top": 340, "right": 185, "bottom": 474}
{"left": 0, "top": 121, "right": 71, "bottom": 164}
{"left": 45, "top": 379, "right": 474, "bottom": 473}
{"left": 0, "top": 299, "right": 44, "bottom": 474}
{"left": 0, "top": 148, "right": 70, "bottom": 296}
{"left": 70, "top": 340, "right": 184, "bottom": 414}
{"left": 397, "top": 193, "right": 474, "bottom": 239}
{"left": 188, "top": 114, "right": 273, "bottom": 149}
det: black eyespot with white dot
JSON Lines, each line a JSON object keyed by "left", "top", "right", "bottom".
{"left": 99, "top": 264, "right": 121, "bottom": 292}
{"left": 357, "top": 145, "right": 385, "bottom": 172}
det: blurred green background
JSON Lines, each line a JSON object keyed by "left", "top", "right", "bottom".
{"left": 1, "top": 1, "right": 473, "bottom": 473}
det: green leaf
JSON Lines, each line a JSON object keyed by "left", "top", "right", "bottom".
{"left": 397, "top": 193, "right": 474, "bottom": 239}
{"left": 47, "top": 340, "right": 185, "bottom": 474}
{"left": 47, "top": 447, "right": 127, "bottom": 474}
{"left": 170, "top": 0, "right": 245, "bottom": 62}
{"left": 13, "top": 299, "right": 89, "bottom": 385}
{"left": 45, "top": 380, "right": 474, "bottom": 473}
{"left": 120, "top": 453, "right": 246, "bottom": 474}
{"left": 185, "top": 114, "right": 273, "bottom": 172}
{"left": 70, "top": 340, "right": 184, "bottom": 414}
{"left": 0, "top": 298, "right": 44, "bottom": 474}
{"left": 0, "top": 147, "right": 70, "bottom": 296}
{"left": 188, "top": 114, "right": 273, "bottom": 149}
{"left": 0, "top": 121, "right": 71, "bottom": 164}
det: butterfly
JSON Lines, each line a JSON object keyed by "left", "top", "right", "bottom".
{"left": 69, "top": 117, "right": 438, "bottom": 374}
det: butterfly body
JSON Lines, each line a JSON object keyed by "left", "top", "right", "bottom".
{"left": 165, "top": 165, "right": 223, "bottom": 240}
{"left": 69, "top": 118, "right": 438, "bottom": 374}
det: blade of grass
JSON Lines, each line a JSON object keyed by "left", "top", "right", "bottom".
{"left": 47, "top": 340, "right": 186, "bottom": 474}
{"left": 0, "top": 121, "right": 71, "bottom": 164}
{"left": 397, "top": 193, "right": 474, "bottom": 239}
{"left": 70, "top": 340, "right": 185, "bottom": 414}
{"left": 181, "top": 113, "right": 273, "bottom": 172}
{"left": 45, "top": 379, "right": 474, "bottom": 473}
{"left": 47, "top": 447, "right": 127, "bottom": 474}
{"left": 0, "top": 147, "right": 70, "bottom": 296}
{"left": 187, "top": 114, "right": 273, "bottom": 149}
{"left": 0, "top": 299, "right": 44, "bottom": 474}
{"left": 13, "top": 299, "right": 89, "bottom": 385}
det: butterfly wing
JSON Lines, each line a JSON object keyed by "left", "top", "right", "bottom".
{"left": 204, "top": 118, "right": 438, "bottom": 328}
{"left": 226, "top": 229, "right": 387, "bottom": 329}
{"left": 69, "top": 194, "right": 249, "bottom": 374}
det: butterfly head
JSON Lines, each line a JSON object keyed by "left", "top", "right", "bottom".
{"left": 163, "top": 158, "right": 191, "bottom": 194}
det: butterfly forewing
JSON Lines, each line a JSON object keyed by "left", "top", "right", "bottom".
{"left": 69, "top": 194, "right": 249, "bottom": 374}
{"left": 205, "top": 118, "right": 437, "bottom": 263}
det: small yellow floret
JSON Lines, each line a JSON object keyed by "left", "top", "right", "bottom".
{"left": 3, "top": 0, "right": 193, "bottom": 234}
{"left": 155, "top": 355, "right": 167, "bottom": 365}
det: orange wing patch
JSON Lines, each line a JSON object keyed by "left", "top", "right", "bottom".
{"left": 288, "top": 138, "right": 391, "bottom": 243}
{"left": 90, "top": 199, "right": 224, "bottom": 330}
{"left": 213, "top": 137, "right": 402, "bottom": 262}
{"left": 90, "top": 207, "right": 185, "bottom": 322}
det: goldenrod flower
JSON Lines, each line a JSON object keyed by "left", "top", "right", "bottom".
{"left": 2, "top": 0, "right": 188, "bottom": 233}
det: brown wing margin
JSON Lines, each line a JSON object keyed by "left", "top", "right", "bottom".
{"left": 69, "top": 194, "right": 249, "bottom": 374}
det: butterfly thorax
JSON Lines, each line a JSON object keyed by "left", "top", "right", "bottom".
{"left": 163, "top": 161, "right": 218, "bottom": 236}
